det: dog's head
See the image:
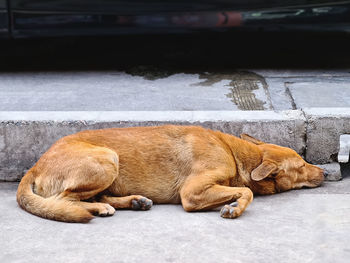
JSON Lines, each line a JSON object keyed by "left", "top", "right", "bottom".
{"left": 241, "top": 134, "right": 324, "bottom": 195}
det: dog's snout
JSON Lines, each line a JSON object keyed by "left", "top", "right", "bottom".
{"left": 316, "top": 167, "right": 325, "bottom": 177}
{"left": 315, "top": 166, "right": 325, "bottom": 178}
{"left": 319, "top": 174, "right": 325, "bottom": 184}
{"left": 306, "top": 166, "right": 324, "bottom": 187}
{"left": 315, "top": 170, "right": 325, "bottom": 186}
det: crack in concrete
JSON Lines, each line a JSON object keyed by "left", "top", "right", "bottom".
{"left": 299, "top": 108, "right": 308, "bottom": 160}
{"left": 284, "top": 82, "right": 297, "bottom": 110}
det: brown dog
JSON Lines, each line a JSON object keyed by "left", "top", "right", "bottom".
{"left": 17, "top": 125, "right": 324, "bottom": 223}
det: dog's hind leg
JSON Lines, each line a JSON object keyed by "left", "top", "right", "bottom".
{"left": 74, "top": 201, "right": 115, "bottom": 217}
{"left": 36, "top": 143, "right": 121, "bottom": 220}
{"left": 18, "top": 140, "right": 121, "bottom": 222}
{"left": 180, "top": 170, "right": 253, "bottom": 219}
{"left": 99, "top": 195, "right": 153, "bottom": 210}
{"left": 54, "top": 192, "right": 117, "bottom": 217}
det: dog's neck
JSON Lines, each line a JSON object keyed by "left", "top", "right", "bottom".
{"left": 218, "top": 132, "right": 262, "bottom": 187}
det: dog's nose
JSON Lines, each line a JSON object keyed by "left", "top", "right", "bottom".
{"left": 323, "top": 169, "right": 328, "bottom": 177}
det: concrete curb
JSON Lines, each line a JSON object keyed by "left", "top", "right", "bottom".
{"left": 1, "top": 109, "right": 349, "bottom": 182}
{"left": 0, "top": 110, "right": 306, "bottom": 181}
{"left": 304, "top": 108, "right": 350, "bottom": 164}
{"left": 0, "top": 110, "right": 304, "bottom": 122}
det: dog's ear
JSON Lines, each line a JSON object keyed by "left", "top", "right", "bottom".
{"left": 251, "top": 160, "right": 278, "bottom": 181}
{"left": 240, "top": 134, "right": 265, "bottom": 145}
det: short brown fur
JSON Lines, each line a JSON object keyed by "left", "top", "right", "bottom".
{"left": 17, "top": 125, "right": 324, "bottom": 222}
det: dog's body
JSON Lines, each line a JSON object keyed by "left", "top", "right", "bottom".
{"left": 17, "top": 125, "right": 324, "bottom": 222}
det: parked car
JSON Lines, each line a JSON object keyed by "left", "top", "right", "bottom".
{"left": 1, "top": 0, "right": 350, "bottom": 38}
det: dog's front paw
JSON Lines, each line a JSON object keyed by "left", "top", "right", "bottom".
{"left": 131, "top": 197, "right": 153, "bottom": 211}
{"left": 220, "top": 202, "right": 240, "bottom": 219}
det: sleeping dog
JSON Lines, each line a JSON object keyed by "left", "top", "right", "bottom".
{"left": 17, "top": 125, "right": 324, "bottom": 222}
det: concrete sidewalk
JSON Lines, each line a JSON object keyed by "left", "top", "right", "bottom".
{"left": 1, "top": 70, "right": 350, "bottom": 111}
{"left": 1, "top": 69, "right": 350, "bottom": 181}
{"left": 1, "top": 178, "right": 349, "bottom": 263}
{"left": 1, "top": 69, "right": 350, "bottom": 262}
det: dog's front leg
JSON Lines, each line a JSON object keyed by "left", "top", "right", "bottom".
{"left": 180, "top": 174, "right": 253, "bottom": 219}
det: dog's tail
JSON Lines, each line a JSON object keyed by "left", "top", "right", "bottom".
{"left": 16, "top": 170, "right": 94, "bottom": 223}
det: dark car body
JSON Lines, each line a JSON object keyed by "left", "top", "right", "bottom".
{"left": 1, "top": 0, "right": 350, "bottom": 38}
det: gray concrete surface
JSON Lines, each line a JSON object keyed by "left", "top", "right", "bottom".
{"left": 0, "top": 110, "right": 306, "bottom": 181}
{"left": 254, "top": 70, "right": 350, "bottom": 110}
{"left": 1, "top": 178, "right": 349, "bottom": 263}
{"left": 288, "top": 82, "right": 350, "bottom": 108}
{"left": 304, "top": 108, "right": 350, "bottom": 164}
{"left": 0, "top": 71, "right": 271, "bottom": 111}
{"left": 1, "top": 69, "right": 350, "bottom": 181}
{"left": 1, "top": 70, "right": 349, "bottom": 112}
{"left": 317, "top": 162, "right": 342, "bottom": 181}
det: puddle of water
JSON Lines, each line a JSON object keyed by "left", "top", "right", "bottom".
{"left": 227, "top": 79, "right": 265, "bottom": 110}
{"left": 196, "top": 71, "right": 271, "bottom": 110}
{"left": 125, "top": 66, "right": 272, "bottom": 110}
